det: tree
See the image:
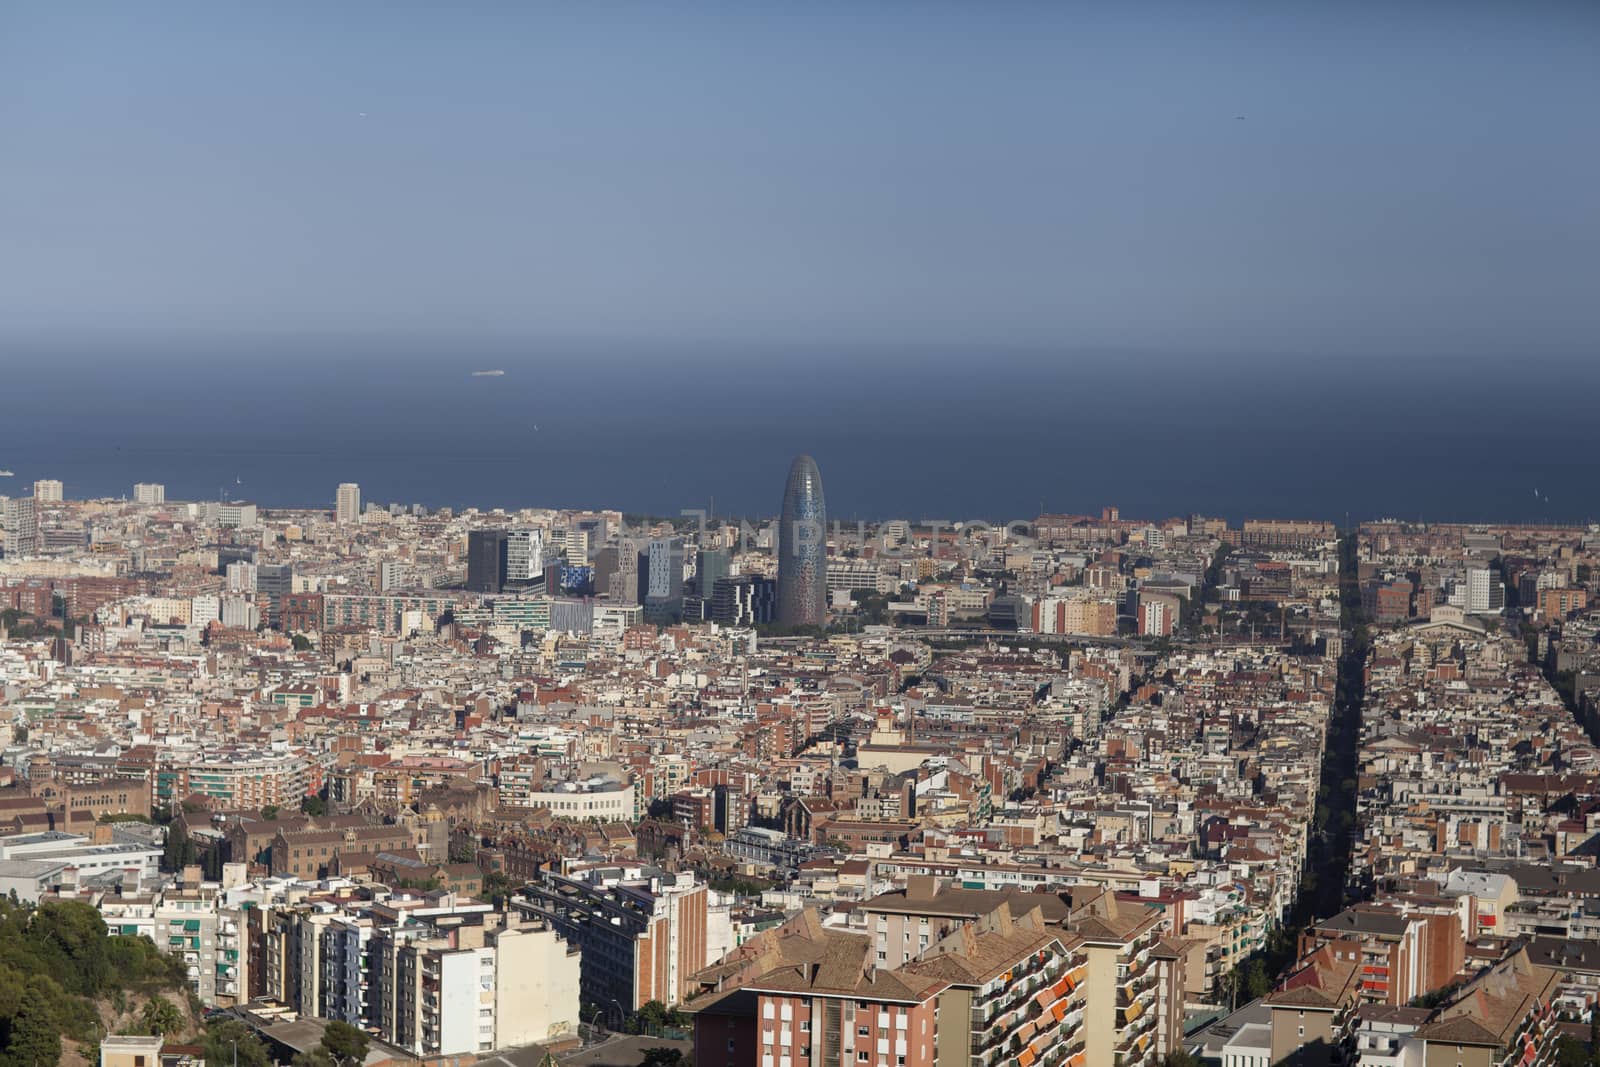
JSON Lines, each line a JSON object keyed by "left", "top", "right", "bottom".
{"left": 640, "top": 1049, "right": 687, "bottom": 1067}
{"left": 291, "top": 633, "right": 313, "bottom": 651}
{"left": 204, "top": 1020, "right": 272, "bottom": 1067}
{"left": 1, "top": 984, "right": 62, "bottom": 1067}
{"left": 320, "top": 1019, "right": 370, "bottom": 1064}
{"left": 162, "top": 824, "right": 197, "bottom": 872}
{"left": 1555, "top": 1037, "right": 1589, "bottom": 1067}
{"left": 141, "top": 995, "right": 183, "bottom": 1037}
{"left": 628, "top": 1000, "right": 674, "bottom": 1035}
{"left": 481, "top": 871, "right": 518, "bottom": 907}
{"left": 646, "top": 798, "right": 674, "bottom": 820}
{"left": 260, "top": 805, "right": 280, "bottom": 821}
{"left": 1224, "top": 957, "right": 1273, "bottom": 1003}
{"left": 29, "top": 901, "right": 111, "bottom": 996}
{"left": 301, "top": 795, "right": 327, "bottom": 817}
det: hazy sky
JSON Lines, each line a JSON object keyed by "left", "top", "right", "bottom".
{"left": 5, "top": 2, "right": 1599, "bottom": 358}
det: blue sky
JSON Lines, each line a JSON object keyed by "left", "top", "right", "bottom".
{"left": 4, "top": 1, "right": 1598, "bottom": 360}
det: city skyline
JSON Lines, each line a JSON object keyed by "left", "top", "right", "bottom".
{"left": 7, "top": 5, "right": 1600, "bottom": 1067}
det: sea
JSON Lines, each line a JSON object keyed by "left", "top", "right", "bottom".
{"left": 2, "top": 337, "right": 1595, "bottom": 527}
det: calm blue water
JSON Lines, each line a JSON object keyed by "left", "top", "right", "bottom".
{"left": 1, "top": 337, "right": 1595, "bottom": 526}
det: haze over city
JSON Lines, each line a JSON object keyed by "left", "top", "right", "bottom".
{"left": 5, "top": 6, "right": 1600, "bottom": 1067}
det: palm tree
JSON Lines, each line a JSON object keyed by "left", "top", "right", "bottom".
{"left": 141, "top": 995, "right": 184, "bottom": 1037}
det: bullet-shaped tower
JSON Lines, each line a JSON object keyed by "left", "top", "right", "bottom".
{"left": 776, "top": 454, "right": 827, "bottom": 627}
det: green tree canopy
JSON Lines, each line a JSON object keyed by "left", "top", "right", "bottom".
{"left": 141, "top": 995, "right": 183, "bottom": 1037}
{"left": 321, "top": 1019, "right": 370, "bottom": 1064}
{"left": 0, "top": 983, "right": 63, "bottom": 1067}
{"left": 205, "top": 1019, "right": 273, "bottom": 1067}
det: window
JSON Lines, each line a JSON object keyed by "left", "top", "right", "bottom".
{"left": 859, "top": 1026, "right": 870, "bottom": 1037}
{"left": 857, "top": 1055, "right": 869, "bottom": 1063}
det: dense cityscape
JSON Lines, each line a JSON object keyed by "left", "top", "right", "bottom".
{"left": 5, "top": 459, "right": 1600, "bottom": 1067}
{"left": 8, "top": 1, "right": 1598, "bottom": 1064}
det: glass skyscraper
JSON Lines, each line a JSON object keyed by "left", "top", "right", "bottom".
{"left": 776, "top": 454, "right": 827, "bottom": 627}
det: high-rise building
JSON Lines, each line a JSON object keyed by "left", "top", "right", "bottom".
{"left": 711, "top": 575, "right": 776, "bottom": 626}
{"left": 646, "top": 538, "right": 685, "bottom": 602}
{"left": 1, "top": 496, "right": 40, "bottom": 558}
{"left": 504, "top": 528, "right": 545, "bottom": 584}
{"left": 258, "top": 563, "right": 293, "bottom": 627}
{"left": 563, "top": 527, "right": 590, "bottom": 566}
{"left": 32, "top": 479, "right": 63, "bottom": 503}
{"left": 335, "top": 483, "right": 361, "bottom": 525}
{"left": 133, "top": 483, "right": 166, "bottom": 504}
{"left": 1465, "top": 564, "right": 1505, "bottom": 615}
{"left": 226, "top": 561, "right": 258, "bottom": 593}
{"left": 695, "top": 548, "right": 731, "bottom": 597}
{"left": 515, "top": 866, "right": 709, "bottom": 1013}
{"left": 776, "top": 454, "right": 827, "bottom": 627}
{"left": 643, "top": 538, "right": 685, "bottom": 623}
{"left": 466, "top": 530, "right": 510, "bottom": 593}
{"left": 597, "top": 547, "right": 646, "bottom": 605}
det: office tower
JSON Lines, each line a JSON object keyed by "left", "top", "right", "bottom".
{"left": 711, "top": 575, "right": 777, "bottom": 626}
{"left": 696, "top": 548, "right": 731, "bottom": 597}
{"left": 680, "top": 595, "right": 707, "bottom": 623}
{"left": 335, "top": 483, "right": 361, "bottom": 525}
{"left": 1465, "top": 564, "right": 1505, "bottom": 614}
{"left": 258, "top": 563, "right": 293, "bottom": 627}
{"left": 597, "top": 547, "right": 645, "bottom": 605}
{"left": 32, "top": 479, "right": 63, "bottom": 503}
{"left": 776, "top": 454, "right": 827, "bottom": 627}
{"left": 226, "top": 561, "right": 258, "bottom": 593}
{"left": 466, "top": 530, "right": 510, "bottom": 593}
{"left": 133, "top": 483, "right": 166, "bottom": 504}
{"left": 216, "top": 502, "right": 258, "bottom": 529}
{"left": 505, "top": 529, "right": 545, "bottom": 584}
{"left": 646, "top": 538, "right": 685, "bottom": 602}
{"left": 1, "top": 496, "right": 40, "bottom": 558}
{"left": 685, "top": 549, "right": 732, "bottom": 623}
{"left": 378, "top": 560, "right": 403, "bottom": 591}
{"left": 563, "top": 527, "right": 590, "bottom": 566}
